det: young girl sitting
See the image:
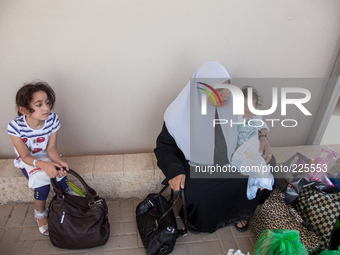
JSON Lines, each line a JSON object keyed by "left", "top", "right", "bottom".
{"left": 7, "top": 81, "right": 69, "bottom": 236}
{"left": 231, "top": 86, "right": 274, "bottom": 200}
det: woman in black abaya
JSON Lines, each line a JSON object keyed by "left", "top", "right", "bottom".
{"left": 154, "top": 61, "right": 276, "bottom": 233}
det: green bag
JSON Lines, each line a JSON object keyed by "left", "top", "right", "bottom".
{"left": 252, "top": 229, "right": 308, "bottom": 255}
{"left": 319, "top": 246, "right": 340, "bottom": 255}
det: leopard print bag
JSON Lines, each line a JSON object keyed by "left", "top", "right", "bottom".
{"left": 250, "top": 189, "right": 320, "bottom": 253}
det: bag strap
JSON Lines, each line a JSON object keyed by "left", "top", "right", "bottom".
{"left": 155, "top": 184, "right": 188, "bottom": 236}
{"left": 178, "top": 188, "right": 188, "bottom": 236}
{"left": 51, "top": 168, "right": 99, "bottom": 204}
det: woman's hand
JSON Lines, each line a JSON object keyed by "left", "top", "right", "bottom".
{"left": 260, "top": 128, "right": 268, "bottom": 136}
{"left": 168, "top": 174, "right": 186, "bottom": 191}
{"left": 259, "top": 137, "right": 273, "bottom": 163}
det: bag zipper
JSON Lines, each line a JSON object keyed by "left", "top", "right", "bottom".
{"left": 60, "top": 211, "right": 65, "bottom": 223}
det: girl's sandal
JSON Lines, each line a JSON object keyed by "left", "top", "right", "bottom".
{"left": 34, "top": 208, "right": 49, "bottom": 236}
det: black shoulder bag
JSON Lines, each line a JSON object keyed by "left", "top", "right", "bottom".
{"left": 136, "top": 184, "right": 188, "bottom": 255}
{"left": 48, "top": 169, "right": 110, "bottom": 249}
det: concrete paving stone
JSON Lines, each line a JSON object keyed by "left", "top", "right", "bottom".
{"left": 0, "top": 159, "right": 21, "bottom": 178}
{"left": 123, "top": 169, "right": 155, "bottom": 179}
{"left": 154, "top": 169, "right": 167, "bottom": 183}
{"left": 307, "top": 145, "right": 324, "bottom": 156}
{"left": 120, "top": 200, "right": 134, "bottom": 222}
{"left": 52, "top": 253, "right": 86, "bottom": 255}
{"left": 0, "top": 183, "right": 34, "bottom": 204}
{"left": 107, "top": 201, "right": 120, "bottom": 223}
{"left": 324, "top": 144, "right": 340, "bottom": 156}
{"left": 122, "top": 221, "right": 137, "bottom": 235}
{"left": 92, "top": 171, "right": 124, "bottom": 180}
{"left": 2, "top": 146, "right": 338, "bottom": 254}
{"left": 249, "top": 235, "right": 257, "bottom": 247}
{"left": 0, "top": 227, "right": 6, "bottom": 242}
{"left": 118, "top": 176, "right": 162, "bottom": 199}
{"left": 113, "top": 177, "right": 158, "bottom": 199}
{"left": 0, "top": 204, "right": 12, "bottom": 227}
{"left": 21, "top": 226, "right": 49, "bottom": 241}
{"left": 33, "top": 240, "right": 84, "bottom": 254}
{"left": 137, "top": 233, "right": 143, "bottom": 248}
{"left": 94, "top": 155, "right": 123, "bottom": 175}
{"left": 172, "top": 244, "right": 191, "bottom": 254}
{"left": 120, "top": 247, "right": 146, "bottom": 255}
{"left": 24, "top": 204, "right": 38, "bottom": 227}
{"left": 111, "top": 179, "right": 130, "bottom": 199}
{"left": 65, "top": 156, "right": 95, "bottom": 178}
{"left": 104, "top": 234, "right": 138, "bottom": 250}
{"left": 110, "top": 222, "right": 122, "bottom": 236}
{"left": 328, "top": 144, "right": 340, "bottom": 154}
{"left": 123, "top": 153, "right": 154, "bottom": 172}
{"left": 133, "top": 199, "right": 143, "bottom": 208}
{"left": 133, "top": 199, "right": 143, "bottom": 216}
{"left": 189, "top": 241, "right": 224, "bottom": 255}
{"left": 331, "top": 157, "right": 340, "bottom": 174}
{"left": 271, "top": 147, "right": 286, "bottom": 164}
{"left": 230, "top": 225, "right": 255, "bottom": 238}
{"left": 151, "top": 153, "right": 158, "bottom": 171}
{"left": 0, "top": 175, "right": 27, "bottom": 184}
{"left": 13, "top": 241, "right": 36, "bottom": 255}
{"left": 276, "top": 147, "right": 300, "bottom": 162}
{"left": 176, "top": 232, "right": 204, "bottom": 244}
{"left": 45, "top": 253, "right": 86, "bottom": 255}
{"left": 216, "top": 226, "right": 238, "bottom": 253}
{"left": 6, "top": 204, "right": 28, "bottom": 228}
{"left": 87, "top": 246, "right": 105, "bottom": 255}
{"left": 0, "top": 159, "right": 6, "bottom": 169}
{"left": 90, "top": 182, "right": 114, "bottom": 197}
{"left": 0, "top": 228, "right": 23, "bottom": 255}
{"left": 202, "top": 232, "right": 219, "bottom": 241}
{"left": 104, "top": 250, "right": 121, "bottom": 255}
{"left": 234, "top": 237, "right": 254, "bottom": 254}
{"left": 176, "top": 217, "right": 185, "bottom": 230}
{"left": 297, "top": 145, "right": 317, "bottom": 159}
{"left": 174, "top": 208, "right": 180, "bottom": 219}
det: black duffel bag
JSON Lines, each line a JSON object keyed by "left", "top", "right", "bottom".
{"left": 48, "top": 169, "right": 110, "bottom": 249}
{"left": 136, "top": 184, "right": 188, "bottom": 255}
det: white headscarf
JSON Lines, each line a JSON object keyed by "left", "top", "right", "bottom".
{"left": 164, "top": 61, "right": 239, "bottom": 166}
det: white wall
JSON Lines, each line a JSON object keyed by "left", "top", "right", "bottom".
{"left": 1, "top": 0, "right": 340, "bottom": 158}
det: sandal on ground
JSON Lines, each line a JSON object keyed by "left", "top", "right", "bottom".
{"left": 234, "top": 221, "right": 249, "bottom": 232}
{"left": 34, "top": 208, "right": 49, "bottom": 236}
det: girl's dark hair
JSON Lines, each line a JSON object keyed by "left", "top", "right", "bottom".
{"left": 241, "top": 85, "right": 262, "bottom": 108}
{"left": 15, "top": 81, "right": 56, "bottom": 116}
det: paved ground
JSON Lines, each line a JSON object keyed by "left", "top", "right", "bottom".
{"left": 0, "top": 199, "right": 255, "bottom": 255}
{"left": 2, "top": 143, "right": 340, "bottom": 254}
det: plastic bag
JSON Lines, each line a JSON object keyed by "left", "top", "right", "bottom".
{"left": 277, "top": 153, "right": 311, "bottom": 182}
{"left": 282, "top": 178, "right": 334, "bottom": 204}
{"left": 328, "top": 173, "right": 340, "bottom": 192}
{"left": 277, "top": 150, "right": 338, "bottom": 204}
{"left": 251, "top": 229, "right": 308, "bottom": 255}
{"left": 227, "top": 249, "right": 250, "bottom": 255}
{"left": 310, "top": 146, "right": 340, "bottom": 184}
{"left": 319, "top": 246, "right": 340, "bottom": 255}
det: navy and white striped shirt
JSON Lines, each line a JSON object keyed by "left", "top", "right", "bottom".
{"left": 7, "top": 112, "right": 60, "bottom": 168}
